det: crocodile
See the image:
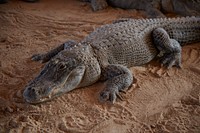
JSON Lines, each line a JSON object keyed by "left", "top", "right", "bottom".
{"left": 82, "top": 0, "right": 200, "bottom": 17}
{"left": 23, "top": 17, "right": 200, "bottom": 104}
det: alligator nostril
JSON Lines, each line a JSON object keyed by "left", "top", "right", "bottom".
{"left": 31, "top": 88, "right": 35, "bottom": 92}
{"left": 28, "top": 87, "right": 31, "bottom": 90}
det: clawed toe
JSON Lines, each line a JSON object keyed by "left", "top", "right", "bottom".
{"left": 99, "top": 89, "right": 125, "bottom": 103}
{"left": 116, "top": 93, "right": 124, "bottom": 101}
{"left": 99, "top": 64, "right": 133, "bottom": 104}
{"left": 99, "top": 91, "right": 109, "bottom": 102}
{"left": 160, "top": 53, "right": 181, "bottom": 69}
{"left": 109, "top": 93, "right": 117, "bottom": 104}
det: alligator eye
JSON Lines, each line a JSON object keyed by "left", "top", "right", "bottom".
{"left": 58, "top": 63, "right": 66, "bottom": 70}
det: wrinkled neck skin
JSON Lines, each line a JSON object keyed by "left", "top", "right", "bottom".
{"left": 78, "top": 44, "right": 102, "bottom": 87}
{"left": 23, "top": 43, "right": 101, "bottom": 104}
{"left": 62, "top": 43, "right": 102, "bottom": 88}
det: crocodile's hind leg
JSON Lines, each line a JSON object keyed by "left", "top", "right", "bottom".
{"left": 152, "top": 28, "right": 182, "bottom": 68}
{"left": 99, "top": 64, "right": 133, "bottom": 103}
{"left": 32, "top": 40, "right": 77, "bottom": 63}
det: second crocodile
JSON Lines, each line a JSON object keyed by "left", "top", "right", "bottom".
{"left": 83, "top": 0, "right": 200, "bottom": 17}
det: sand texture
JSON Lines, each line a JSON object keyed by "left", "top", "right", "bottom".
{"left": 0, "top": 0, "right": 200, "bottom": 132}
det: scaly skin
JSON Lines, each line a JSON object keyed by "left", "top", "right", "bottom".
{"left": 85, "top": 17, "right": 200, "bottom": 67}
{"left": 23, "top": 17, "right": 200, "bottom": 104}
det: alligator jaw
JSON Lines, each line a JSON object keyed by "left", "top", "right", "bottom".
{"left": 23, "top": 91, "right": 53, "bottom": 104}
{"left": 23, "top": 65, "right": 86, "bottom": 104}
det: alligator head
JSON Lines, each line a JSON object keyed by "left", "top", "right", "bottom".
{"left": 23, "top": 44, "right": 101, "bottom": 104}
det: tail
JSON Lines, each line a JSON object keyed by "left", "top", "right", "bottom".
{"left": 166, "top": 17, "right": 200, "bottom": 45}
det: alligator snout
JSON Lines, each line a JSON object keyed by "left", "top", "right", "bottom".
{"left": 23, "top": 86, "right": 40, "bottom": 103}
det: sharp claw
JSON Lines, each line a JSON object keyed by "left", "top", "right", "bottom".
{"left": 100, "top": 88, "right": 126, "bottom": 103}
{"left": 160, "top": 57, "right": 168, "bottom": 65}
{"left": 175, "top": 61, "right": 182, "bottom": 69}
{"left": 119, "top": 90, "right": 126, "bottom": 94}
{"left": 163, "top": 61, "right": 170, "bottom": 68}
{"left": 99, "top": 92, "right": 109, "bottom": 102}
{"left": 116, "top": 93, "right": 124, "bottom": 101}
{"left": 167, "top": 60, "right": 176, "bottom": 69}
{"left": 109, "top": 93, "right": 116, "bottom": 104}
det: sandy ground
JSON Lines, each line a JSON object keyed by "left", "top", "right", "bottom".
{"left": 0, "top": 0, "right": 200, "bottom": 132}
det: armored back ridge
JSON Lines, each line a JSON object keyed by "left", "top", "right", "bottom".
{"left": 84, "top": 17, "right": 200, "bottom": 67}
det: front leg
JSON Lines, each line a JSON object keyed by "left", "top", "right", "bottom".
{"left": 100, "top": 64, "right": 133, "bottom": 103}
{"left": 152, "top": 28, "right": 182, "bottom": 68}
{"left": 32, "top": 40, "right": 77, "bottom": 63}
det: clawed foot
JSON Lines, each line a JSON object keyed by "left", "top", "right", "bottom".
{"left": 160, "top": 52, "right": 182, "bottom": 69}
{"left": 99, "top": 88, "right": 126, "bottom": 103}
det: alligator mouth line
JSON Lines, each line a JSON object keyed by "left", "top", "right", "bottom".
{"left": 24, "top": 86, "right": 66, "bottom": 104}
{"left": 24, "top": 95, "right": 53, "bottom": 104}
